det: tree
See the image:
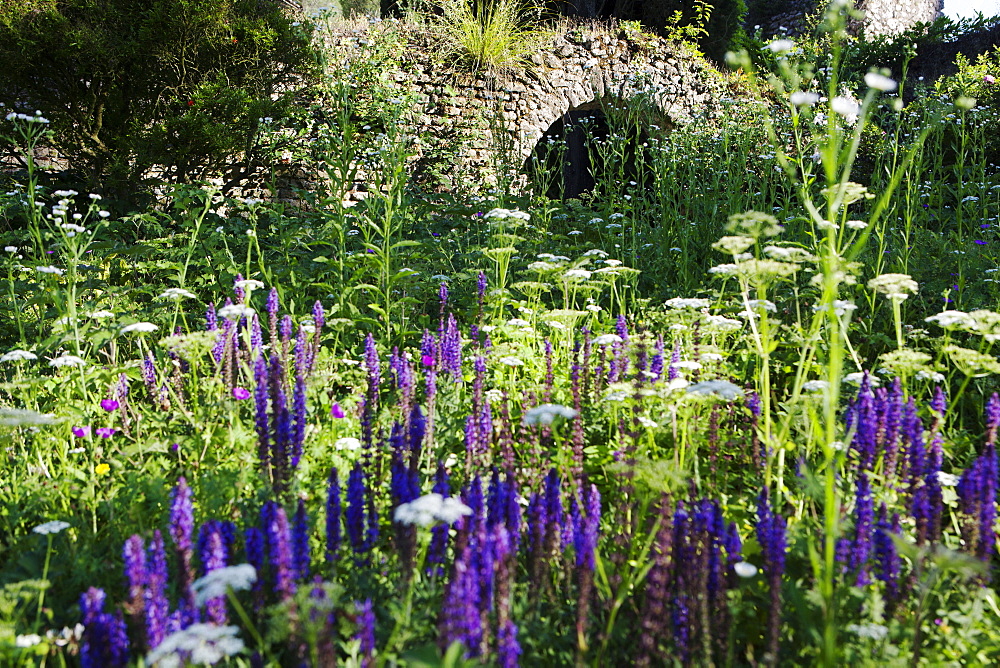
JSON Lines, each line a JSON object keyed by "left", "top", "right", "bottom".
{"left": 0, "top": 0, "right": 317, "bottom": 196}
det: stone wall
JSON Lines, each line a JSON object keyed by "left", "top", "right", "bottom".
{"left": 749, "top": 0, "right": 943, "bottom": 38}
{"left": 319, "top": 20, "right": 730, "bottom": 195}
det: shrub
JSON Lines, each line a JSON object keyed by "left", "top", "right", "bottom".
{"left": 0, "top": 0, "right": 317, "bottom": 198}
{"left": 643, "top": 0, "right": 749, "bottom": 63}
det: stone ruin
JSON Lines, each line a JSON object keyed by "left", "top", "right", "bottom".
{"left": 298, "top": 20, "right": 731, "bottom": 202}
{"left": 748, "top": 0, "right": 944, "bottom": 38}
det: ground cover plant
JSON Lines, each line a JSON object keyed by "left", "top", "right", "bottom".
{"left": 3, "top": 1, "right": 1000, "bottom": 666}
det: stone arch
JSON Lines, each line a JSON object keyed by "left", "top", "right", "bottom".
{"left": 318, "top": 21, "right": 728, "bottom": 197}
{"left": 506, "top": 30, "right": 721, "bottom": 171}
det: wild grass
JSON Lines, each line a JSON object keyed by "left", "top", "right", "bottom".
{"left": 413, "top": 0, "right": 552, "bottom": 76}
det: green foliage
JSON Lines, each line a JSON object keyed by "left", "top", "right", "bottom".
{"left": 0, "top": 0, "right": 317, "bottom": 196}
{"left": 649, "top": 0, "right": 748, "bottom": 62}
{"left": 414, "top": 0, "right": 551, "bottom": 76}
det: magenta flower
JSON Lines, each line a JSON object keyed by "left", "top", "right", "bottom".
{"left": 985, "top": 74, "right": 996, "bottom": 85}
{"left": 232, "top": 387, "right": 251, "bottom": 400}
{"left": 96, "top": 427, "right": 116, "bottom": 438}
{"left": 331, "top": 403, "right": 345, "bottom": 419}
{"left": 100, "top": 398, "right": 119, "bottom": 412}
{"left": 72, "top": 426, "right": 92, "bottom": 438}
{"left": 421, "top": 354, "right": 434, "bottom": 368}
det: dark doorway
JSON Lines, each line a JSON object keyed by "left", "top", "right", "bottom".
{"left": 526, "top": 103, "right": 654, "bottom": 201}
{"left": 526, "top": 106, "right": 609, "bottom": 200}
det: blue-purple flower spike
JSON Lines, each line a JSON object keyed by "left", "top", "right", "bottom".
{"left": 79, "top": 587, "right": 130, "bottom": 668}
{"left": 356, "top": 599, "right": 376, "bottom": 667}
{"left": 197, "top": 521, "right": 230, "bottom": 625}
{"left": 169, "top": 477, "right": 197, "bottom": 627}
{"left": 987, "top": 393, "right": 1000, "bottom": 446}
{"left": 756, "top": 489, "right": 786, "bottom": 664}
{"left": 262, "top": 501, "right": 296, "bottom": 600}
{"left": 326, "top": 467, "right": 341, "bottom": 562}
{"left": 848, "top": 473, "right": 874, "bottom": 585}
{"left": 292, "top": 498, "right": 311, "bottom": 582}
{"left": 122, "top": 535, "right": 146, "bottom": 646}
{"left": 145, "top": 531, "right": 170, "bottom": 649}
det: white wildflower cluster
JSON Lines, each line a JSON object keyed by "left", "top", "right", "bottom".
{"left": 394, "top": 493, "right": 473, "bottom": 527}
{"left": 49, "top": 354, "right": 87, "bottom": 368}
{"left": 217, "top": 304, "right": 255, "bottom": 320}
{"left": 592, "top": 333, "right": 623, "bottom": 346}
{"left": 926, "top": 309, "right": 1000, "bottom": 341}
{"left": 843, "top": 372, "right": 879, "bottom": 387}
{"left": 484, "top": 208, "right": 530, "bottom": 222}
{"left": 36, "top": 266, "right": 65, "bottom": 276}
{"left": 191, "top": 564, "right": 257, "bottom": 606}
{"left": 234, "top": 279, "right": 265, "bottom": 292}
{"left": 563, "top": 268, "right": 592, "bottom": 280}
{"left": 158, "top": 288, "right": 197, "bottom": 301}
{"left": 33, "top": 520, "right": 71, "bottom": 535}
{"left": 865, "top": 72, "right": 897, "bottom": 92}
{"left": 334, "top": 437, "right": 362, "bottom": 451}
{"left": 790, "top": 91, "right": 820, "bottom": 107}
{"left": 522, "top": 403, "right": 578, "bottom": 426}
{"left": 121, "top": 322, "right": 159, "bottom": 334}
{"left": 703, "top": 315, "right": 743, "bottom": 332}
{"left": 146, "top": 624, "right": 245, "bottom": 667}
{"left": 1, "top": 349, "right": 37, "bottom": 362}
{"left": 6, "top": 110, "right": 49, "bottom": 124}
{"left": 802, "top": 380, "right": 830, "bottom": 393}
{"left": 867, "top": 273, "right": 918, "bottom": 301}
{"left": 686, "top": 380, "right": 744, "bottom": 400}
{"left": 832, "top": 97, "right": 860, "bottom": 124}
{"left": 766, "top": 39, "right": 794, "bottom": 53}
{"left": 0, "top": 408, "right": 59, "bottom": 426}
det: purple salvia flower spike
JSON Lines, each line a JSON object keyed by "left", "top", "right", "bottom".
{"left": 123, "top": 535, "right": 147, "bottom": 648}
{"left": 198, "top": 521, "right": 229, "bottom": 625}
{"left": 346, "top": 463, "right": 368, "bottom": 556}
{"left": 79, "top": 587, "right": 130, "bottom": 668}
{"left": 244, "top": 526, "right": 266, "bottom": 612}
{"left": 987, "top": 393, "right": 1000, "bottom": 446}
{"left": 233, "top": 273, "right": 245, "bottom": 303}
{"left": 145, "top": 531, "right": 170, "bottom": 649}
{"left": 169, "top": 477, "right": 197, "bottom": 627}
{"left": 848, "top": 473, "right": 875, "bottom": 585}
{"left": 206, "top": 302, "right": 217, "bottom": 332}
{"left": 262, "top": 501, "right": 296, "bottom": 600}
{"left": 292, "top": 498, "right": 311, "bottom": 582}
{"left": 356, "top": 599, "right": 376, "bottom": 667}
{"left": 326, "top": 468, "right": 342, "bottom": 562}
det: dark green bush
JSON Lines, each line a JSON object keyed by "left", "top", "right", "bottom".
{"left": 642, "top": 0, "right": 749, "bottom": 63}
{"left": 0, "top": 0, "right": 317, "bottom": 198}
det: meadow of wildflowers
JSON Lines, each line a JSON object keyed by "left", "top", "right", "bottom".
{"left": 2, "top": 2, "right": 1000, "bottom": 666}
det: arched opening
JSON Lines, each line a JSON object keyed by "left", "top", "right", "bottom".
{"left": 525, "top": 100, "right": 661, "bottom": 201}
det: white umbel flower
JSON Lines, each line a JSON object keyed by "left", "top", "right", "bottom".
{"left": 49, "top": 354, "right": 87, "bottom": 368}
{"left": 864, "top": 72, "right": 897, "bottom": 92}
{"left": 394, "top": 493, "right": 473, "bottom": 527}
{"left": 121, "top": 322, "right": 159, "bottom": 334}
{"left": 191, "top": 564, "right": 257, "bottom": 606}
{"left": 146, "top": 624, "right": 244, "bottom": 667}
{"left": 33, "top": 520, "right": 70, "bottom": 535}
{"left": 1, "top": 349, "right": 38, "bottom": 362}
{"left": 522, "top": 403, "right": 578, "bottom": 426}
{"left": 217, "top": 304, "right": 255, "bottom": 320}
